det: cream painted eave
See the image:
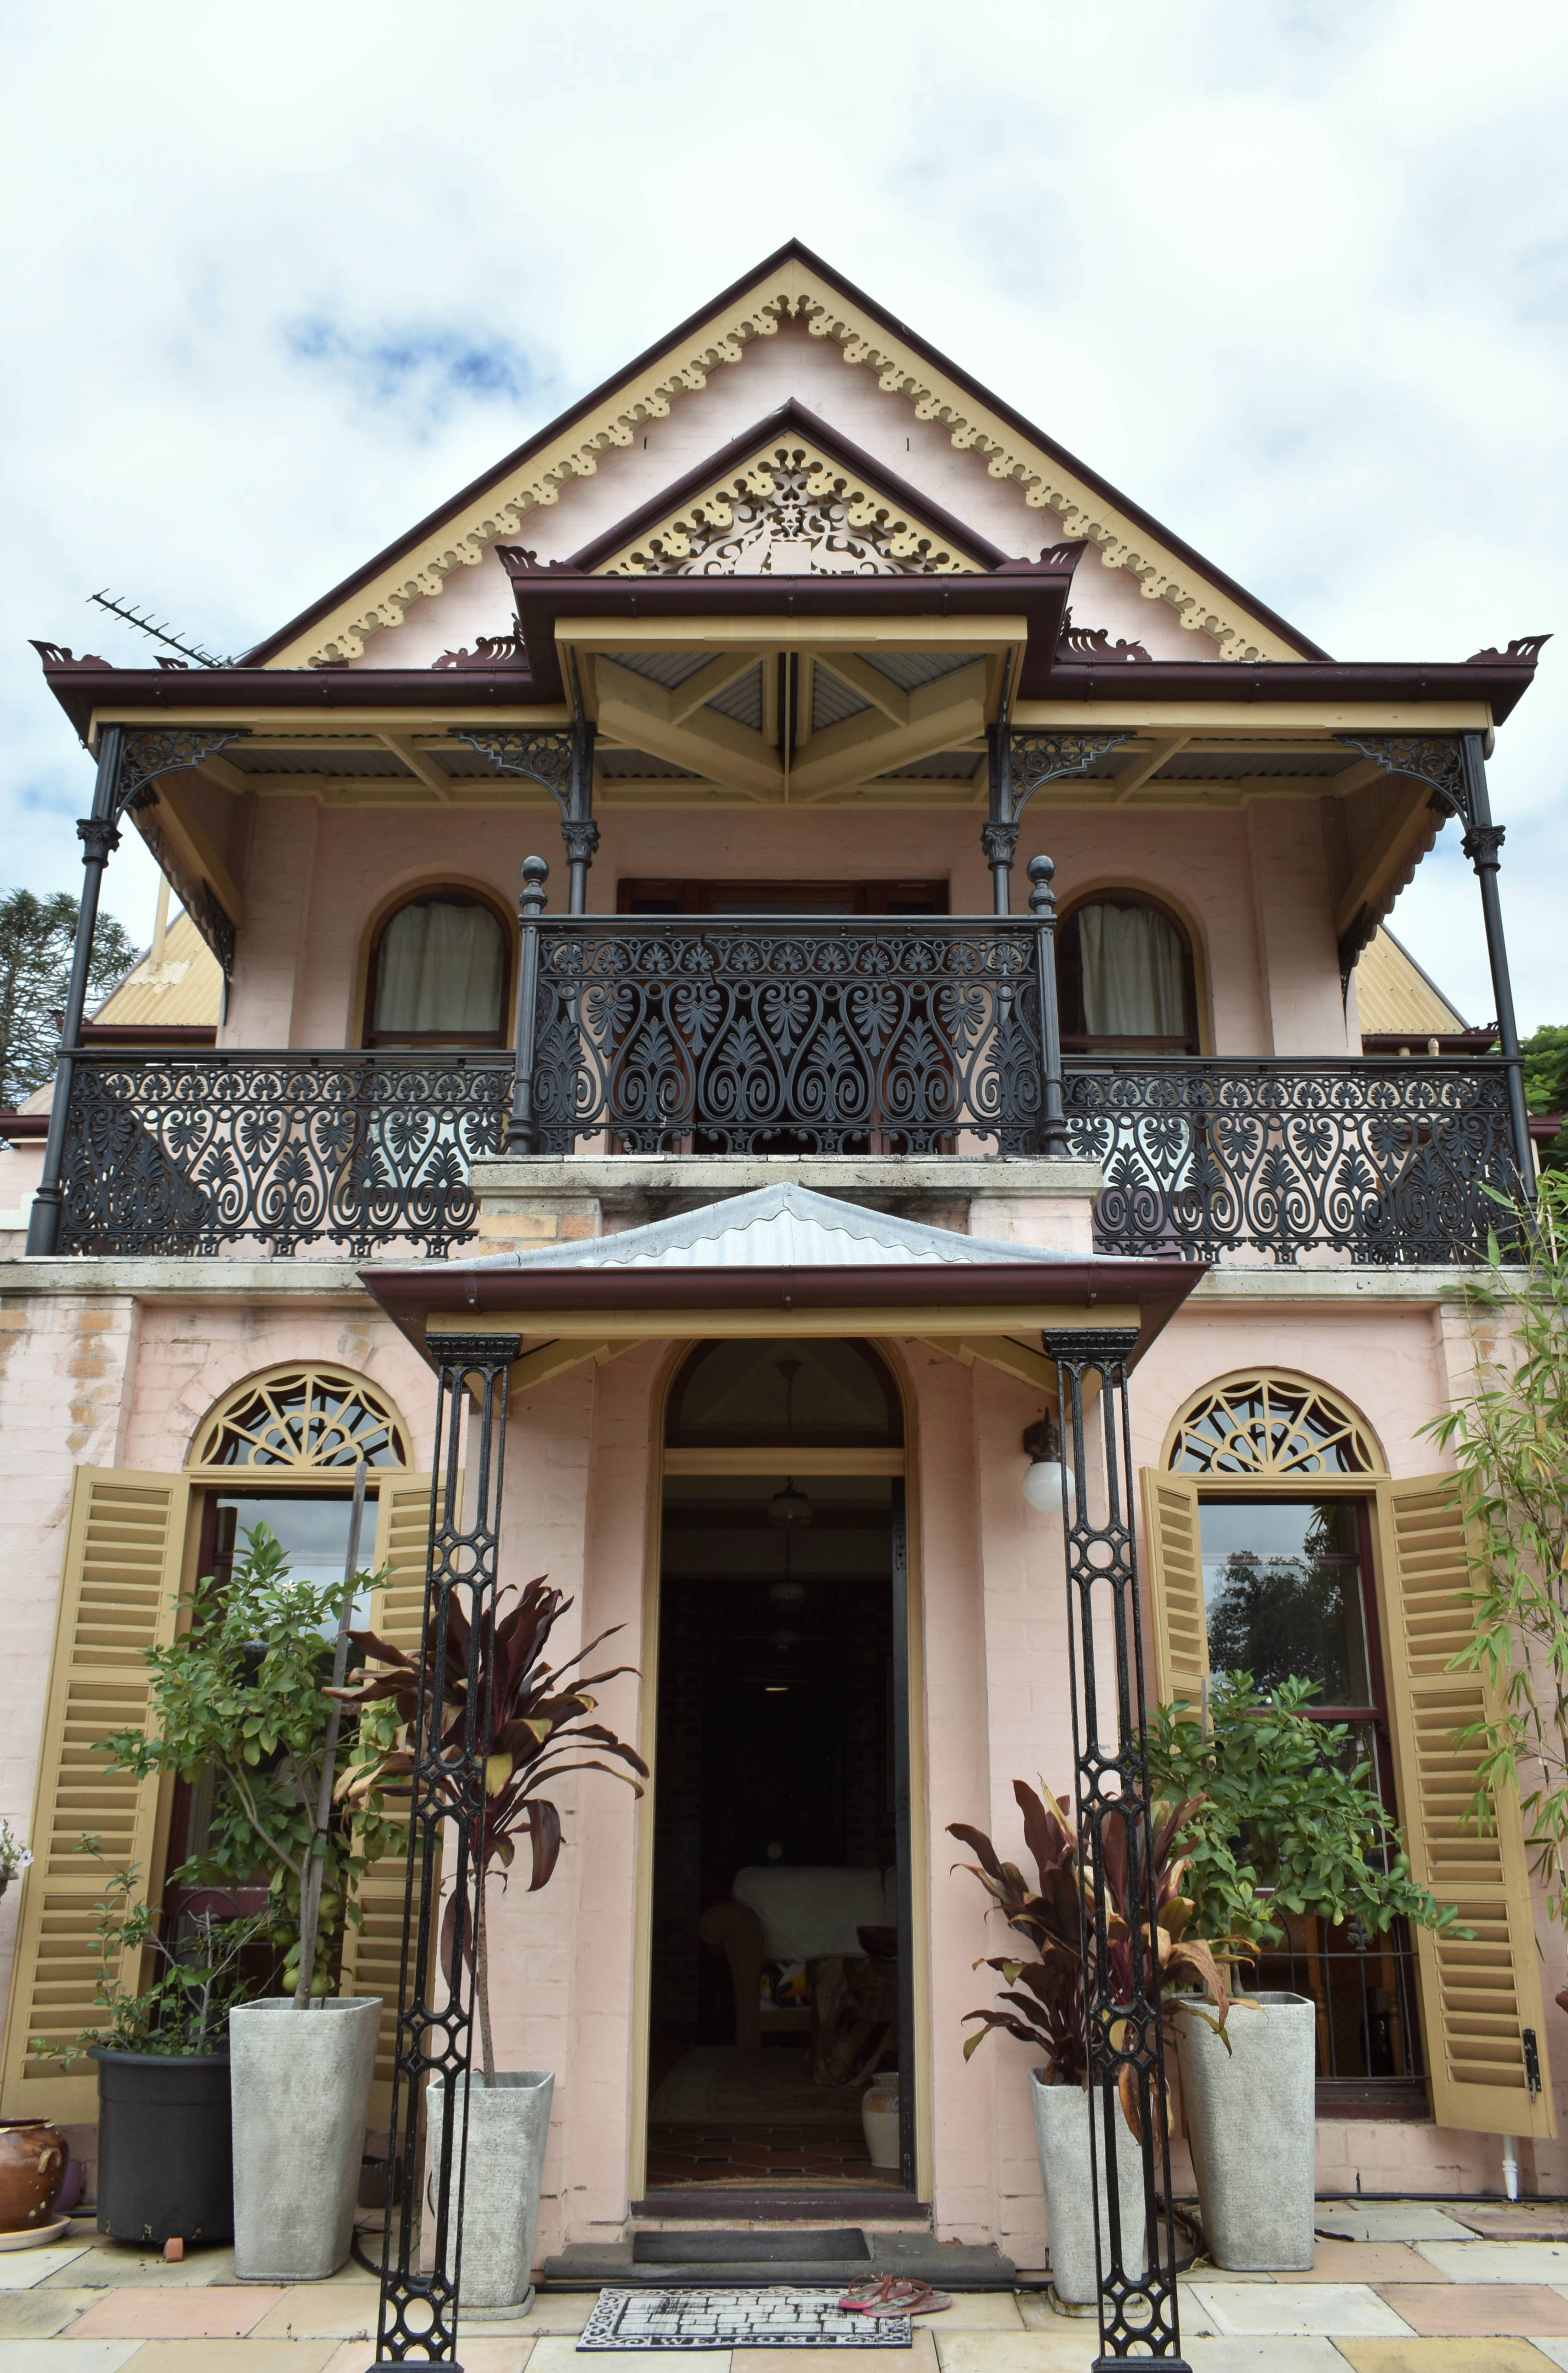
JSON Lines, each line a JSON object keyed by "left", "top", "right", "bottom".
{"left": 1012, "top": 699, "right": 1494, "bottom": 732}
{"left": 264, "top": 255, "right": 1305, "bottom": 670}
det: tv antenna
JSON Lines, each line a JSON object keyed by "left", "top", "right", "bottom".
{"left": 88, "top": 590, "right": 234, "bottom": 670}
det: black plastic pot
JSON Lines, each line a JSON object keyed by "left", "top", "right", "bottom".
{"left": 90, "top": 2046, "right": 233, "bottom": 2244}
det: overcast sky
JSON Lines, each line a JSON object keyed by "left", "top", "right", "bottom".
{"left": 3, "top": 2, "right": 1563, "bottom": 1027}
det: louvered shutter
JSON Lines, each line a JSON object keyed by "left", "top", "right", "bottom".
{"left": 338, "top": 1473, "right": 445, "bottom": 2124}
{"left": 1140, "top": 1471, "right": 1207, "bottom": 1713}
{"left": 1375, "top": 1473, "right": 1555, "bottom": 2139}
{"left": 1, "top": 1469, "right": 189, "bottom": 2118}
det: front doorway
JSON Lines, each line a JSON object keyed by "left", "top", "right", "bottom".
{"left": 645, "top": 1338, "right": 916, "bottom": 2205}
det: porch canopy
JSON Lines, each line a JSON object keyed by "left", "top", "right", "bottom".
{"left": 360, "top": 1181, "right": 1206, "bottom": 1394}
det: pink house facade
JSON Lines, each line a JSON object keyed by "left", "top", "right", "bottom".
{"left": 0, "top": 243, "right": 1555, "bottom": 2274}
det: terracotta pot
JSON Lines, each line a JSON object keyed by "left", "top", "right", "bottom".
{"left": 0, "top": 2120, "right": 68, "bottom": 2233}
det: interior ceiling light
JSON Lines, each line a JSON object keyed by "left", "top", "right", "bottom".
{"left": 766, "top": 1478, "right": 813, "bottom": 1530}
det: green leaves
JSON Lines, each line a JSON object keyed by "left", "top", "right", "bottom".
{"left": 1421, "top": 1170, "right": 1568, "bottom": 1931}
{"left": 1147, "top": 1673, "right": 1465, "bottom": 1952}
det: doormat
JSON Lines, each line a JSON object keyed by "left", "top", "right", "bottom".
{"left": 579, "top": 2288, "right": 911, "bottom": 2348}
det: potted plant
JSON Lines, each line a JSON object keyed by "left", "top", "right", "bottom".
{"left": 336, "top": 1573, "right": 646, "bottom": 2314}
{"left": 34, "top": 1842, "right": 265, "bottom": 2246}
{"left": 1148, "top": 1672, "right": 1467, "bottom": 2269}
{"left": 99, "top": 1516, "right": 403, "bottom": 2279}
{"left": 950, "top": 1781, "right": 1237, "bottom": 2309}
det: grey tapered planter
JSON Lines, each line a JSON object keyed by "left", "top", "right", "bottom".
{"left": 1171, "top": 1991, "right": 1316, "bottom": 2270}
{"left": 426, "top": 2070, "right": 554, "bottom": 2315}
{"left": 230, "top": 1997, "right": 379, "bottom": 2280}
{"left": 1030, "top": 2070, "right": 1147, "bottom": 2309}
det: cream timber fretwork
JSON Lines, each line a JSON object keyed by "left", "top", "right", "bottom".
{"left": 275, "top": 255, "right": 1304, "bottom": 667}
{"left": 599, "top": 438, "right": 976, "bottom": 577}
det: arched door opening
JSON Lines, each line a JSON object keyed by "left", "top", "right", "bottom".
{"left": 646, "top": 1339, "right": 915, "bottom": 2202}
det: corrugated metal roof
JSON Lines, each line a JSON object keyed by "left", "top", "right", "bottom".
{"left": 1152, "top": 750, "right": 1356, "bottom": 782}
{"left": 447, "top": 1182, "right": 1082, "bottom": 1273}
{"left": 811, "top": 667, "right": 872, "bottom": 731}
{"left": 857, "top": 650, "right": 978, "bottom": 692}
{"left": 230, "top": 747, "right": 412, "bottom": 778}
{"left": 597, "top": 748, "right": 703, "bottom": 779}
{"left": 90, "top": 910, "right": 224, "bottom": 1029}
{"left": 704, "top": 661, "right": 764, "bottom": 731}
{"left": 876, "top": 750, "right": 984, "bottom": 781}
{"left": 1354, "top": 926, "right": 1468, "bottom": 1035}
{"left": 608, "top": 648, "right": 717, "bottom": 690}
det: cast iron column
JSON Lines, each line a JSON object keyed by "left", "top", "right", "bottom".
{"left": 506, "top": 857, "right": 548, "bottom": 1154}
{"left": 1028, "top": 855, "right": 1068, "bottom": 1157}
{"left": 26, "top": 726, "right": 126, "bottom": 1255}
{"left": 1460, "top": 731, "right": 1533, "bottom": 1189}
{"left": 371, "top": 1333, "right": 521, "bottom": 2372}
{"left": 1043, "top": 1327, "right": 1190, "bottom": 2373}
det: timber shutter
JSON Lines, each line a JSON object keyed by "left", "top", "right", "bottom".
{"left": 1376, "top": 1472, "right": 1555, "bottom": 2139}
{"left": 1140, "top": 1470, "right": 1207, "bottom": 1712}
{"left": 338, "top": 1472, "right": 446, "bottom": 2123}
{"left": 1, "top": 1469, "right": 189, "bottom": 2119}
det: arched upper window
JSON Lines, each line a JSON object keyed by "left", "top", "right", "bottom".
{"left": 1165, "top": 1370, "right": 1380, "bottom": 1477}
{"left": 1058, "top": 892, "right": 1198, "bottom": 1053}
{"left": 364, "top": 886, "right": 509, "bottom": 1047}
{"left": 190, "top": 1364, "right": 411, "bottom": 1471}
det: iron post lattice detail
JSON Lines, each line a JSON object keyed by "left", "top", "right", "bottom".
{"left": 1063, "top": 1055, "right": 1520, "bottom": 1263}
{"left": 115, "top": 725, "right": 251, "bottom": 815}
{"left": 1044, "top": 1328, "right": 1190, "bottom": 2373}
{"left": 451, "top": 722, "right": 599, "bottom": 913}
{"left": 372, "top": 1337, "right": 522, "bottom": 2370}
{"left": 52, "top": 1050, "right": 511, "bottom": 1257}
{"left": 984, "top": 722, "right": 1133, "bottom": 912}
{"left": 1332, "top": 731, "right": 1469, "bottom": 822}
{"left": 523, "top": 914, "right": 1054, "bottom": 1154}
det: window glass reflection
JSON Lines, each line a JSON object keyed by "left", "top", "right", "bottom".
{"left": 1199, "top": 1497, "right": 1371, "bottom": 1705}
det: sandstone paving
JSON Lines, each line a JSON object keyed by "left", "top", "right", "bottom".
{"left": 37, "top": 2247, "right": 236, "bottom": 2291}
{"left": 1185, "top": 2282, "right": 1415, "bottom": 2337}
{"left": 0, "top": 2343, "right": 143, "bottom": 2372}
{"left": 0, "top": 2252, "right": 90, "bottom": 2292}
{"left": 1182, "top": 2343, "right": 1361, "bottom": 2371}
{"left": 1414, "top": 2244, "right": 1568, "bottom": 2285}
{"left": 105, "top": 2344, "right": 340, "bottom": 2372}
{"left": 1314, "top": 2208, "right": 1479, "bottom": 2247}
{"left": 1290, "top": 2244, "right": 1443, "bottom": 2285}
{"left": 324, "top": 2342, "right": 535, "bottom": 2373}
{"left": 1334, "top": 2341, "right": 1566, "bottom": 2373}
{"left": 0, "top": 2296, "right": 98, "bottom": 2340}
{"left": 1371, "top": 2286, "right": 1568, "bottom": 2337}
{"left": 67, "top": 2287, "right": 282, "bottom": 2338}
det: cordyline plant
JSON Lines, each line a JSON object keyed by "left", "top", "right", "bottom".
{"left": 1422, "top": 1170, "right": 1568, "bottom": 1985}
{"left": 949, "top": 1779, "right": 1242, "bottom": 2135}
{"left": 333, "top": 1575, "right": 647, "bottom": 2085}
{"left": 100, "top": 1524, "right": 402, "bottom": 2002}
{"left": 1147, "top": 1674, "right": 1468, "bottom": 1955}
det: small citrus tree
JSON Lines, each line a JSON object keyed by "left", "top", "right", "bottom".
{"left": 1424, "top": 1171, "right": 1568, "bottom": 1961}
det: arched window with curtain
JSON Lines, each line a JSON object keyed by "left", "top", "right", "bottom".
{"left": 363, "top": 886, "right": 510, "bottom": 1047}
{"left": 1058, "top": 891, "right": 1198, "bottom": 1052}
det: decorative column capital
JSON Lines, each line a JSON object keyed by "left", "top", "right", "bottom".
{"left": 980, "top": 819, "right": 1019, "bottom": 868}
{"left": 1042, "top": 1325, "right": 1140, "bottom": 1369}
{"left": 1463, "top": 821, "right": 1506, "bottom": 868}
{"left": 76, "top": 817, "right": 121, "bottom": 865}
{"left": 560, "top": 818, "right": 602, "bottom": 866}
{"left": 426, "top": 1332, "right": 523, "bottom": 1373}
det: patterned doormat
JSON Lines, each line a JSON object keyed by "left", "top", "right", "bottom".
{"left": 579, "top": 2288, "right": 912, "bottom": 2348}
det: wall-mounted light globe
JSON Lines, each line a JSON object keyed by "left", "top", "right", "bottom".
{"left": 1022, "top": 1414, "right": 1073, "bottom": 1513}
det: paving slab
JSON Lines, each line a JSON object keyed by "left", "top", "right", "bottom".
{"left": 0, "top": 2344, "right": 143, "bottom": 2373}
{"left": 1416, "top": 2243, "right": 1568, "bottom": 2284}
{"left": 0, "top": 2290, "right": 96, "bottom": 2337}
{"left": 919, "top": 2296, "right": 1024, "bottom": 2330}
{"left": 1529, "top": 2342, "right": 1568, "bottom": 2369}
{"left": 934, "top": 2335, "right": 1097, "bottom": 2372}
{"left": 1182, "top": 2344, "right": 1352, "bottom": 2372}
{"left": 1185, "top": 2281, "right": 1414, "bottom": 2337}
{"left": 528, "top": 2340, "right": 718, "bottom": 2373}
{"left": 1335, "top": 2341, "right": 1564, "bottom": 2373}
{"left": 1315, "top": 2206, "right": 1479, "bottom": 2245}
{"left": 324, "top": 2342, "right": 537, "bottom": 2373}
{"left": 737, "top": 2344, "right": 937, "bottom": 2373}
{"left": 0, "top": 2246, "right": 91, "bottom": 2289}
{"left": 39, "top": 2245, "right": 235, "bottom": 2289}
{"left": 249, "top": 2286, "right": 380, "bottom": 2337}
{"left": 119, "top": 2344, "right": 340, "bottom": 2372}
{"left": 68, "top": 2285, "right": 282, "bottom": 2338}
{"left": 1372, "top": 2285, "right": 1568, "bottom": 2336}
{"left": 1295, "top": 2243, "right": 1444, "bottom": 2285}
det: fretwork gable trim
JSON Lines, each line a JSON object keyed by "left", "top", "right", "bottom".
{"left": 254, "top": 243, "right": 1323, "bottom": 669}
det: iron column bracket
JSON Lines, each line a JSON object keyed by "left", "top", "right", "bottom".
{"left": 984, "top": 721, "right": 1132, "bottom": 913}
{"left": 371, "top": 1333, "right": 521, "bottom": 2373}
{"left": 1039, "top": 1325, "right": 1191, "bottom": 2372}
{"left": 451, "top": 722, "right": 598, "bottom": 913}
{"left": 1335, "top": 729, "right": 1532, "bottom": 1191}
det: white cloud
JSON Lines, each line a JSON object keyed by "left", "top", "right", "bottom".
{"left": 1, "top": 0, "right": 1562, "bottom": 1023}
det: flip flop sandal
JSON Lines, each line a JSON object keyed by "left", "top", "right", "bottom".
{"left": 839, "top": 2277, "right": 953, "bottom": 2315}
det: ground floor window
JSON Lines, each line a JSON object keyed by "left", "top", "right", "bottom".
{"left": 1197, "top": 1492, "right": 1426, "bottom": 2115}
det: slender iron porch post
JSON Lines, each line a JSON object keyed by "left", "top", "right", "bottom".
{"left": 1043, "top": 1327, "right": 1190, "bottom": 2373}
{"left": 371, "top": 1333, "right": 521, "bottom": 2371}
{"left": 1028, "top": 855, "right": 1068, "bottom": 1156}
{"left": 26, "top": 726, "right": 126, "bottom": 1255}
{"left": 506, "top": 857, "right": 549, "bottom": 1154}
{"left": 1459, "top": 731, "right": 1533, "bottom": 1189}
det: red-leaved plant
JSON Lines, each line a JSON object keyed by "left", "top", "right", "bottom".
{"left": 333, "top": 1576, "right": 647, "bottom": 2083}
{"left": 949, "top": 1780, "right": 1242, "bottom": 2135}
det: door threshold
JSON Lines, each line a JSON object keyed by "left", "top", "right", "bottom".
{"left": 632, "top": 2188, "right": 929, "bottom": 2222}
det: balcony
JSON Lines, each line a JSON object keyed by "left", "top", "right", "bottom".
{"left": 36, "top": 914, "right": 1521, "bottom": 1266}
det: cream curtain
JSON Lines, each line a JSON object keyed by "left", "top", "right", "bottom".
{"left": 374, "top": 900, "right": 504, "bottom": 1036}
{"left": 1078, "top": 901, "right": 1186, "bottom": 1038}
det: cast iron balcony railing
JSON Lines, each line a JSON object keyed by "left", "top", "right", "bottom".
{"left": 1063, "top": 1054, "right": 1520, "bottom": 1265}
{"left": 50, "top": 1049, "right": 512, "bottom": 1258}
{"left": 32, "top": 930, "right": 1520, "bottom": 1266}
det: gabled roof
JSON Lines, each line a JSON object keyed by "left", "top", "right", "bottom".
{"left": 445, "top": 1182, "right": 1088, "bottom": 1272}
{"left": 244, "top": 239, "right": 1333, "bottom": 669}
